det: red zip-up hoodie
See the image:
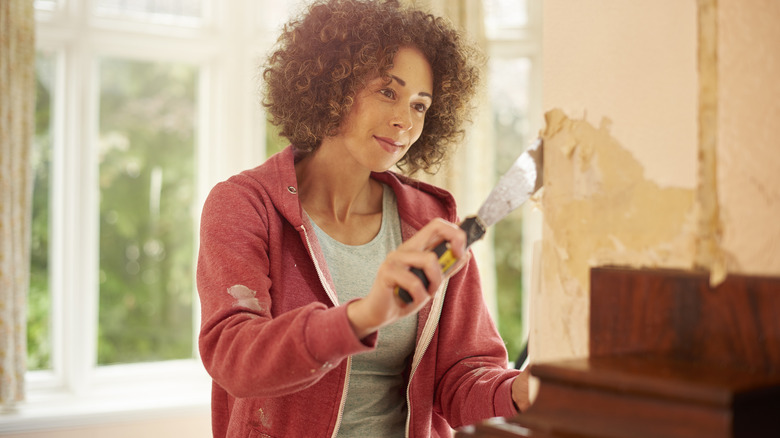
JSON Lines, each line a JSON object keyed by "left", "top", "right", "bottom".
{"left": 197, "top": 146, "right": 522, "bottom": 437}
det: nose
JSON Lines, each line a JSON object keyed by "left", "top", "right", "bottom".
{"left": 391, "top": 106, "right": 413, "bottom": 132}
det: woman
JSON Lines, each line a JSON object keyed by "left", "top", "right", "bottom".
{"left": 197, "top": 0, "right": 530, "bottom": 436}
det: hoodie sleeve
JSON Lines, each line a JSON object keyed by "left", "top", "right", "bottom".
{"left": 432, "top": 254, "right": 527, "bottom": 427}
{"left": 196, "top": 179, "right": 376, "bottom": 399}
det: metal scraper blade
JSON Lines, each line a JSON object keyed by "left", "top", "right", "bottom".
{"left": 476, "top": 138, "right": 543, "bottom": 228}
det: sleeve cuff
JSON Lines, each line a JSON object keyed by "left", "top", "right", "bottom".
{"left": 497, "top": 373, "right": 523, "bottom": 417}
{"left": 304, "top": 301, "right": 377, "bottom": 365}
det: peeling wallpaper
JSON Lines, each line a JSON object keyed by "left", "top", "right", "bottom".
{"left": 533, "top": 0, "right": 780, "bottom": 366}
{"left": 532, "top": 109, "right": 697, "bottom": 361}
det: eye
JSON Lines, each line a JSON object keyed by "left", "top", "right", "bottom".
{"left": 379, "top": 88, "right": 396, "bottom": 99}
{"left": 412, "top": 103, "right": 428, "bottom": 113}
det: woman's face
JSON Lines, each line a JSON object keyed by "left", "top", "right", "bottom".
{"left": 330, "top": 46, "right": 433, "bottom": 172}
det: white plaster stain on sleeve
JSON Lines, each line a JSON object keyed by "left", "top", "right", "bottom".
{"left": 255, "top": 408, "right": 271, "bottom": 429}
{"left": 227, "top": 285, "right": 265, "bottom": 313}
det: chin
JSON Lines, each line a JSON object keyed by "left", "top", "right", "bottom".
{"left": 376, "top": 159, "right": 404, "bottom": 173}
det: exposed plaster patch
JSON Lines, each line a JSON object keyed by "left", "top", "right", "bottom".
{"left": 533, "top": 109, "right": 698, "bottom": 362}
{"left": 542, "top": 109, "right": 698, "bottom": 285}
{"left": 227, "top": 285, "right": 265, "bottom": 313}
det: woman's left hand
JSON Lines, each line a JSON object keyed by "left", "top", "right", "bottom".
{"left": 511, "top": 373, "right": 531, "bottom": 412}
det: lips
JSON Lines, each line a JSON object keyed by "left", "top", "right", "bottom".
{"left": 375, "top": 136, "right": 405, "bottom": 154}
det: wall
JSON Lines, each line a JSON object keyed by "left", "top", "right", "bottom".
{"left": 531, "top": 0, "right": 780, "bottom": 365}
{"left": 716, "top": 0, "right": 780, "bottom": 275}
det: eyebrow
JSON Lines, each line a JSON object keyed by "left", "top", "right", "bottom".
{"left": 390, "top": 74, "right": 433, "bottom": 99}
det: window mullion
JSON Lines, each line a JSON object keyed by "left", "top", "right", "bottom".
{"left": 60, "top": 28, "right": 101, "bottom": 395}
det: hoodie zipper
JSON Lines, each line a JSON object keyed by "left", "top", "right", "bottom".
{"left": 299, "top": 224, "right": 350, "bottom": 438}
{"left": 301, "top": 218, "right": 445, "bottom": 438}
{"left": 404, "top": 279, "right": 449, "bottom": 438}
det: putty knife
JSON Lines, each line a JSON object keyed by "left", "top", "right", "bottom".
{"left": 395, "top": 138, "right": 544, "bottom": 304}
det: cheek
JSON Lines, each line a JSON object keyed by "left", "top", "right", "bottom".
{"left": 411, "top": 119, "right": 426, "bottom": 143}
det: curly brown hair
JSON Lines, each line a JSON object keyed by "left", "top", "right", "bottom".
{"left": 261, "top": 0, "right": 483, "bottom": 175}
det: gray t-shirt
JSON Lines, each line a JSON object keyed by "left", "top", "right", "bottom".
{"left": 307, "top": 184, "right": 417, "bottom": 437}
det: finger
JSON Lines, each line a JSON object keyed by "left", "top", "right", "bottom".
{"left": 386, "top": 250, "right": 443, "bottom": 302}
{"left": 393, "top": 267, "right": 435, "bottom": 304}
{"left": 426, "top": 219, "right": 467, "bottom": 256}
{"left": 419, "top": 226, "right": 467, "bottom": 277}
{"left": 404, "top": 218, "right": 467, "bottom": 256}
{"left": 390, "top": 249, "right": 442, "bottom": 287}
{"left": 418, "top": 250, "right": 445, "bottom": 293}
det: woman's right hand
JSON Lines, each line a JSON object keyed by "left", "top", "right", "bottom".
{"left": 346, "top": 218, "right": 468, "bottom": 339}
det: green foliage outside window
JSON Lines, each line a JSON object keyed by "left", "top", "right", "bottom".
{"left": 495, "top": 214, "right": 525, "bottom": 363}
{"left": 28, "top": 53, "right": 54, "bottom": 371}
{"left": 490, "top": 56, "right": 533, "bottom": 365}
{"left": 97, "top": 59, "right": 198, "bottom": 365}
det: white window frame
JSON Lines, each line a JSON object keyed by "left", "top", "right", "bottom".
{"left": 1, "top": 0, "right": 289, "bottom": 433}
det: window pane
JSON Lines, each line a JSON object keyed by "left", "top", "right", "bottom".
{"left": 489, "top": 57, "right": 532, "bottom": 362}
{"left": 34, "top": 0, "right": 58, "bottom": 11}
{"left": 256, "top": 0, "right": 309, "bottom": 36}
{"left": 98, "top": 58, "right": 198, "bottom": 365}
{"left": 490, "top": 58, "right": 532, "bottom": 166}
{"left": 484, "top": 0, "right": 528, "bottom": 40}
{"left": 95, "top": 0, "right": 203, "bottom": 26}
{"left": 28, "top": 51, "right": 57, "bottom": 371}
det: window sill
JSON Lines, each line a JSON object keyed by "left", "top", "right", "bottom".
{"left": 0, "top": 360, "right": 212, "bottom": 434}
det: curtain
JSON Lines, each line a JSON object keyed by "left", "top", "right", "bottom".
{"left": 403, "top": 0, "right": 498, "bottom": 311}
{"left": 403, "top": 0, "right": 492, "bottom": 208}
{"left": 0, "top": 0, "right": 35, "bottom": 407}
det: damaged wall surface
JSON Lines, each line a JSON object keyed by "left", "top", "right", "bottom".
{"left": 532, "top": 0, "right": 780, "bottom": 364}
{"left": 534, "top": 110, "right": 697, "bottom": 361}
{"left": 534, "top": 0, "right": 700, "bottom": 362}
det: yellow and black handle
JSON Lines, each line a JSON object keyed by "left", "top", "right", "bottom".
{"left": 395, "top": 216, "right": 486, "bottom": 304}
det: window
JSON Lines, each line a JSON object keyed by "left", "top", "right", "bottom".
{"left": 11, "top": 0, "right": 541, "bottom": 431}
{"left": 485, "top": 0, "right": 543, "bottom": 364}
{"left": 94, "top": 0, "right": 204, "bottom": 25}
{"left": 9, "top": 0, "right": 300, "bottom": 431}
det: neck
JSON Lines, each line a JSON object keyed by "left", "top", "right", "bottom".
{"left": 295, "top": 145, "right": 381, "bottom": 224}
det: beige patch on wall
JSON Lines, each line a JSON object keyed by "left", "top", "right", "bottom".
{"left": 531, "top": 109, "right": 698, "bottom": 361}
